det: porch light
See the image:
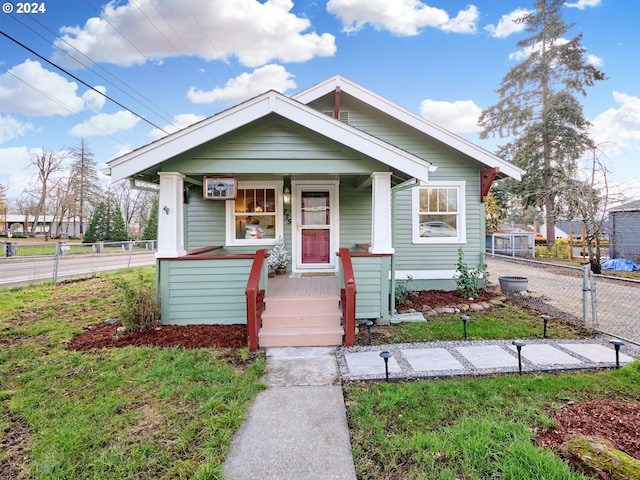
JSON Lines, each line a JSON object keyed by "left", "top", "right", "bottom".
{"left": 283, "top": 187, "right": 290, "bottom": 204}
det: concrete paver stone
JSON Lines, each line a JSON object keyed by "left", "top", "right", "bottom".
{"left": 455, "top": 345, "right": 519, "bottom": 369}
{"left": 401, "top": 348, "right": 465, "bottom": 372}
{"left": 507, "top": 344, "right": 583, "bottom": 366}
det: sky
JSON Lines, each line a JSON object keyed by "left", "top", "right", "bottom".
{"left": 1, "top": 0, "right": 639, "bottom": 204}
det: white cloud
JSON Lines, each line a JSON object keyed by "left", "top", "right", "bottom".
{"left": 68, "top": 110, "right": 140, "bottom": 137}
{"left": 53, "top": 0, "right": 336, "bottom": 68}
{"left": 0, "top": 60, "right": 106, "bottom": 116}
{"left": 149, "top": 113, "right": 207, "bottom": 139}
{"left": 591, "top": 91, "right": 640, "bottom": 154}
{"left": 587, "top": 54, "right": 604, "bottom": 67}
{"left": 0, "top": 146, "right": 43, "bottom": 199}
{"left": 188, "top": 64, "right": 296, "bottom": 105}
{"left": 565, "top": 0, "right": 601, "bottom": 9}
{"left": 326, "top": 0, "right": 478, "bottom": 36}
{"left": 419, "top": 98, "right": 483, "bottom": 133}
{"left": 484, "top": 8, "right": 531, "bottom": 39}
{"left": 0, "top": 115, "right": 34, "bottom": 143}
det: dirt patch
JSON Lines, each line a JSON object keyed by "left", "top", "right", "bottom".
{"left": 67, "top": 322, "right": 248, "bottom": 350}
{"left": 0, "top": 416, "right": 30, "bottom": 480}
{"left": 537, "top": 400, "right": 640, "bottom": 460}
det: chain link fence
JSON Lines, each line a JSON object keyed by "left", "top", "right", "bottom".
{"left": 486, "top": 254, "right": 640, "bottom": 345}
{"left": 0, "top": 240, "right": 157, "bottom": 287}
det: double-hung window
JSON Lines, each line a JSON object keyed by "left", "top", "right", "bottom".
{"left": 226, "top": 180, "right": 283, "bottom": 245}
{"left": 412, "top": 181, "right": 466, "bottom": 243}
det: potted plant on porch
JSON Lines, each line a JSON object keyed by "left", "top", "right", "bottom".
{"left": 268, "top": 236, "right": 289, "bottom": 275}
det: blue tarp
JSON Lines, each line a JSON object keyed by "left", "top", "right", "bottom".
{"left": 600, "top": 258, "right": 640, "bottom": 271}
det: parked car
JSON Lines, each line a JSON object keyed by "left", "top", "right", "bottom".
{"left": 420, "top": 221, "right": 456, "bottom": 237}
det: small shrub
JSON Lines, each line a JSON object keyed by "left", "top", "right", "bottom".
{"left": 395, "top": 275, "right": 415, "bottom": 306}
{"left": 455, "top": 248, "right": 486, "bottom": 299}
{"left": 115, "top": 273, "right": 160, "bottom": 332}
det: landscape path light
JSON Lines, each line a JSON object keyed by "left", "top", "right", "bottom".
{"left": 379, "top": 350, "right": 392, "bottom": 382}
{"left": 512, "top": 340, "right": 526, "bottom": 375}
{"left": 364, "top": 320, "right": 374, "bottom": 345}
{"left": 541, "top": 315, "right": 550, "bottom": 338}
{"left": 460, "top": 315, "right": 469, "bottom": 340}
{"left": 610, "top": 340, "right": 625, "bottom": 368}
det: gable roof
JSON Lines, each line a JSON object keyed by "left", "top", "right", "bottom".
{"left": 106, "top": 88, "right": 437, "bottom": 183}
{"left": 105, "top": 75, "right": 522, "bottom": 183}
{"left": 294, "top": 75, "right": 522, "bottom": 181}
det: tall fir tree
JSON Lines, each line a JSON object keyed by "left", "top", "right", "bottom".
{"left": 479, "top": 0, "right": 605, "bottom": 248}
{"left": 141, "top": 199, "right": 158, "bottom": 240}
{"left": 83, "top": 197, "right": 129, "bottom": 243}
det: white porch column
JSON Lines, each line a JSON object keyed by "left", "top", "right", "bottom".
{"left": 369, "top": 172, "right": 394, "bottom": 254}
{"left": 156, "top": 172, "right": 186, "bottom": 258}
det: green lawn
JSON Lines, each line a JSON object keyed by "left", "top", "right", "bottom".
{"left": 346, "top": 366, "right": 640, "bottom": 479}
{"left": 347, "top": 303, "right": 640, "bottom": 479}
{"left": 0, "top": 269, "right": 265, "bottom": 479}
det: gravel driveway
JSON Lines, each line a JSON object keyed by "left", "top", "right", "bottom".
{"left": 486, "top": 255, "right": 640, "bottom": 345}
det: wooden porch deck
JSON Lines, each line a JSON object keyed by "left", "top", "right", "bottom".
{"left": 266, "top": 273, "right": 339, "bottom": 299}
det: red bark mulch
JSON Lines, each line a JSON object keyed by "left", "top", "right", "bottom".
{"left": 67, "top": 322, "right": 248, "bottom": 350}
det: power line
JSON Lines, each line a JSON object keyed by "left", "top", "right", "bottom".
{"left": 0, "top": 29, "right": 169, "bottom": 134}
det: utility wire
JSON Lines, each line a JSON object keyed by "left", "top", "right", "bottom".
{"left": 0, "top": 29, "right": 169, "bottom": 134}
{"left": 13, "top": 14, "right": 176, "bottom": 126}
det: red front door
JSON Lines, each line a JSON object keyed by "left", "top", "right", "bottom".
{"left": 298, "top": 189, "right": 333, "bottom": 267}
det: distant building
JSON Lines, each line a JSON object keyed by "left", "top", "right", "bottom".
{"left": 609, "top": 200, "right": 640, "bottom": 262}
{"left": 2, "top": 214, "right": 86, "bottom": 238}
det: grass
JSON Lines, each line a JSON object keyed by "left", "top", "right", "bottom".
{"left": 345, "top": 365, "right": 640, "bottom": 479}
{"left": 391, "top": 305, "right": 589, "bottom": 343}
{"left": 0, "top": 269, "right": 265, "bottom": 480}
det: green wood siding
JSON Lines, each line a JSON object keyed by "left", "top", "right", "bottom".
{"left": 162, "top": 121, "right": 388, "bottom": 175}
{"left": 339, "top": 184, "right": 372, "bottom": 248}
{"left": 348, "top": 255, "right": 390, "bottom": 319}
{"left": 159, "top": 258, "right": 253, "bottom": 325}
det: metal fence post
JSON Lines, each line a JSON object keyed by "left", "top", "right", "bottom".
{"left": 590, "top": 273, "right": 598, "bottom": 330}
{"left": 53, "top": 243, "right": 61, "bottom": 283}
{"left": 127, "top": 240, "right": 134, "bottom": 268}
{"left": 582, "top": 265, "right": 590, "bottom": 328}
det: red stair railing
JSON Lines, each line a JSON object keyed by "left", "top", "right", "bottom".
{"left": 245, "top": 249, "right": 267, "bottom": 351}
{"left": 338, "top": 248, "right": 357, "bottom": 347}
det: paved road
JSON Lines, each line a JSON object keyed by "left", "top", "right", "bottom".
{"left": 0, "top": 252, "right": 156, "bottom": 287}
{"left": 486, "top": 256, "right": 640, "bottom": 344}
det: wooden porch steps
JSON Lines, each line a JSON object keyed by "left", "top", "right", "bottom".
{"left": 259, "top": 295, "right": 343, "bottom": 348}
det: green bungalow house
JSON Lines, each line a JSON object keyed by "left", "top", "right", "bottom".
{"left": 104, "top": 75, "right": 522, "bottom": 350}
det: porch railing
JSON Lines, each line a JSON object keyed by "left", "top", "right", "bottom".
{"left": 338, "top": 247, "right": 357, "bottom": 347}
{"left": 245, "top": 249, "right": 267, "bottom": 351}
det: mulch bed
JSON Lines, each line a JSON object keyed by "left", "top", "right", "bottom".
{"left": 67, "top": 323, "right": 248, "bottom": 350}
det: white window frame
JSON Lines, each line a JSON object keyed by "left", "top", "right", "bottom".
{"left": 412, "top": 181, "right": 466, "bottom": 244}
{"left": 225, "top": 180, "right": 284, "bottom": 246}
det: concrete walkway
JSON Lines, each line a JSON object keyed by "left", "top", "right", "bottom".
{"left": 223, "top": 347, "right": 357, "bottom": 480}
{"left": 223, "top": 341, "right": 636, "bottom": 479}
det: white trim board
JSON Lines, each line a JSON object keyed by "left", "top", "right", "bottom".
{"left": 393, "top": 270, "right": 456, "bottom": 280}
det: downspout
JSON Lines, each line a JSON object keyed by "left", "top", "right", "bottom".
{"left": 390, "top": 178, "right": 421, "bottom": 316}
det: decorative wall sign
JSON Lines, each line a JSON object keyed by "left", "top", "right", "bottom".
{"left": 203, "top": 176, "right": 237, "bottom": 200}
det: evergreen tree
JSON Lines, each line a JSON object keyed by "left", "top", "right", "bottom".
{"left": 141, "top": 199, "right": 158, "bottom": 240}
{"left": 479, "top": 0, "right": 605, "bottom": 248}
{"left": 83, "top": 197, "right": 129, "bottom": 243}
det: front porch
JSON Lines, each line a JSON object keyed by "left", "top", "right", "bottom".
{"left": 259, "top": 274, "right": 344, "bottom": 348}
